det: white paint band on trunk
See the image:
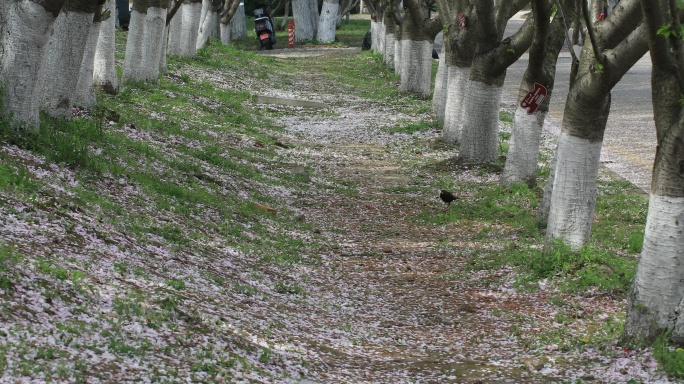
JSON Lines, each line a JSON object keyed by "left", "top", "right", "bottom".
{"left": 633, "top": 194, "right": 684, "bottom": 328}
{"left": 546, "top": 131, "right": 602, "bottom": 249}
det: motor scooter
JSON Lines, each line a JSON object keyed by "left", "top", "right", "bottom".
{"left": 254, "top": 8, "right": 276, "bottom": 50}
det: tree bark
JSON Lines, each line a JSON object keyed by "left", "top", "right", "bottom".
{"left": 93, "top": 0, "right": 120, "bottom": 94}
{"left": 197, "top": 0, "right": 221, "bottom": 49}
{"left": 293, "top": 0, "right": 315, "bottom": 42}
{"left": 545, "top": 0, "right": 648, "bottom": 248}
{"left": 0, "top": 0, "right": 65, "bottom": 127}
{"left": 432, "top": 43, "right": 447, "bottom": 123}
{"left": 178, "top": 0, "right": 202, "bottom": 56}
{"left": 229, "top": 2, "right": 246, "bottom": 40}
{"left": 42, "top": 0, "right": 101, "bottom": 118}
{"left": 459, "top": 0, "right": 534, "bottom": 163}
{"left": 435, "top": 0, "right": 478, "bottom": 145}
{"left": 75, "top": 2, "right": 106, "bottom": 107}
{"left": 502, "top": 0, "right": 575, "bottom": 186}
{"left": 623, "top": 0, "right": 684, "bottom": 345}
{"left": 123, "top": 0, "right": 168, "bottom": 81}
{"left": 399, "top": 0, "right": 441, "bottom": 96}
{"left": 317, "top": 0, "right": 339, "bottom": 43}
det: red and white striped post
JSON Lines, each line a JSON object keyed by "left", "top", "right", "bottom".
{"left": 288, "top": 20, "right": 295, "bottom": 48}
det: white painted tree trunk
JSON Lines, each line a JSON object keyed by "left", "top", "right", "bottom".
{"left": 123, "top": 10, "right": 145, "bottom": 81}
{"left": 167, "top": 6, "right": 184, "bottom": 55}
{"left": 74, "top": 20, "right": 102, "bottom": 107}
{"left": 308, "top": 0, "right": 319, "bottom": 35}
{"left": 0, "top": 2, "right": 57, "bottom": 127}
{"left": 394, "top": 37, "right": 402, "bottom": 75}
{"left": 220, "top": 22, "right": 232, "bottom": 45}
{"left": 546, "top": 131, "right": 602, "bottom": 249}
{"left": 142, "top": 7, "right": 167, "bottom": 81}
{"left": 180, "top": 2, "right": 202, "bottom": 56}
{"left": 197, "top": 7, "right": 220, "bottom": 49}
{"left": 293, "top": 0, "right": 315, "bottom": 42}
{"left": 370, "top": 20, "right": 380, "bottom": 52}
{"left": 229, "top": 3, "right": 246, "bottom": 40}
{"left": 538, "top": 143, "right": 558, "bottom": 224}
{"left": 93, "top": 0, "right": 119, "bottom": 94}
{"left": 383, "top": 32, "right": 395, "bottom": 68}
{"left": 42, "top": 9, "right": 94, "bottom": 118}
{"left": 626, "top": 195, "right": 684, "bottom": 341}
{"left": 159, "top": 24, "right": 168, "bottom": 74}
{"left": 378, "top": 20, "right": 386, "bottom": 56}
{"left": 442, "top": 65, "right": 470, "bottom": 144}
{"left": 124, "top": 7, "right": 167, "bottom": 82}
{"left": 317, "top": 0, "right": 339, "bottom": 43}
{"left": 459, "top": 82, "right": 502, "bottom": 163}
{"left": 399, "top": 39, "right": 431, "bottom": 96}
{"left": 431, "top": 44, "right": 447, "bottom": 123}
{"left": 501, "top": 106, "right": 547, "bottom": 185}
{"left": 199, "top": 0, "right": 210, "bottom": 29}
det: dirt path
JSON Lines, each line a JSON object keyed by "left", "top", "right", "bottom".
{"left": 254, "top": 50, "right": 666, "bottom": 383}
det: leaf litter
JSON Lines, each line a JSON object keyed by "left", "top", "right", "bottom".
{"left": 0, "top": 49, "right": 673, "bottom": 383}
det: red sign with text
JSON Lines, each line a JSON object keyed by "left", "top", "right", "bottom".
{"left": 521, "top": 83, "right": 548, "bottom": 114}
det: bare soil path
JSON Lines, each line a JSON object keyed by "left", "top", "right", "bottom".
{"left": 254, "top": 50, "right": 668, "bottom": 383}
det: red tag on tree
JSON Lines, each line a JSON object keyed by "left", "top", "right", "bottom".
{"left": 520, "top": 83, "right": 548, "bottom": 114}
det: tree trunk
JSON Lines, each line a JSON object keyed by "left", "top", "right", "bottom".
{"left": 432, "top": 44, "right": 447, "bottom": 123}
{"left": 442, "top": 65, "right": 470, "bottom": 144}
{"left": 546, "top": 127, "right": 605, "bottom": 248}
{"left": 308, "top": 0, "right": 319, "bottom": 36}
{"left": 42, "top": 0, "right": 99, "bottom": 118}
{"left": 545, "top": 0, "right": 647, "bottom": 248}
{"left": 179, "top": 0, "right": 202, "bottom": 56}
{"left": 623, "top": 0, "right": 684, "bottom": 345}
{"left": 459, "top": 81, "right": 503, "bottom": 162}
{"left": 371, "top": 18, "right": 381, "bottom": 52}
{"left": 398, "top": 2, "right": 434, "bottom": 96}
{"left": 0, "top": 0, "right": 64, "bottom": 127}
{"left": 167, "top": 4, "right": 184, "bottom": 55}
{"left": 197, "top": 0, "right": 221, "bottom": 49}
{"left": 229, "top": 2, "right": 246, "bottom": 40}
{"left": 74, "top": 7, "right": 104, "bottom": 107}
{"left": 458, "top": 0, "right": 534, "bottom": 163}
{"left": 382, "top": 10, "right": 397, "bottom": 68}
{"left": 293, "top": 0, "right": 315, "bottom": 42}
{"left": 434, "top": 0, "right": 477, "bottom": 146}
{"left": 502, "top": 0, "right": 573, "bottom": 185}
{"left": 123, "top": 0, "right": 168, "bottom": 82}
{"left": 394, "top": 23, "right": 403, "bottom": 75}
{"left": 93, "top": 0, "right": 119, "bottom": 94}
{"left": 317, "top": 0, "right": 339, "bottom": 43}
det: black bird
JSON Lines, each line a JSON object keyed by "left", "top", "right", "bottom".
{"left": 440, "top": 190, "right": 458, "bottom": 206}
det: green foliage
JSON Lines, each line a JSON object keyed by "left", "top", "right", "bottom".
{"left": 654, "top": 333, "right": 684, "bottom": 378}
{"left": 508, "top": 240, "right": 636, "bottom": 293}
{"left": 656, "top": 24, "right": 684, "bottom": 39}
{"left": 387, "top": 119, "right": 437, "bottom": 134}
{"left": 0, "top": 163, "right": 38, "bottom": 193}
{"left": 0, "top": 114, "right": 104, "bottom": 172}
{"left": 166, "top": 278, "right": 186, "bottom": 290}
{"left": 499, "top": 110, "right": 514, "bottom": 124}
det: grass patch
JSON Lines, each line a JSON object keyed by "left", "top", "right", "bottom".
{"left": 654, "top": 333, "right": 684, "bottom": 378}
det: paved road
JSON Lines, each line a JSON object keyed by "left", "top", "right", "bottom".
{"left": 503, "top": 16, "right": 655, "bottom": 193}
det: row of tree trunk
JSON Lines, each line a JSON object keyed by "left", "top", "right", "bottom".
{"left": 0, "top": 0, "right": 246, "bottom": 128}
{"left": 364, "top": 0, "right": 684, "bottom": 347}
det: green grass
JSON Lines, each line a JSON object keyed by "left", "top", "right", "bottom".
{"left": 654, "top": 332, "right": 684, "bottom": 378}
{"left": 386, "top": 119, "right": 438, "bottom": 134}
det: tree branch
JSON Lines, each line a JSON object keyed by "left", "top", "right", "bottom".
{"left": 581, "top": 0, "right": 604, "bottom": 65}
